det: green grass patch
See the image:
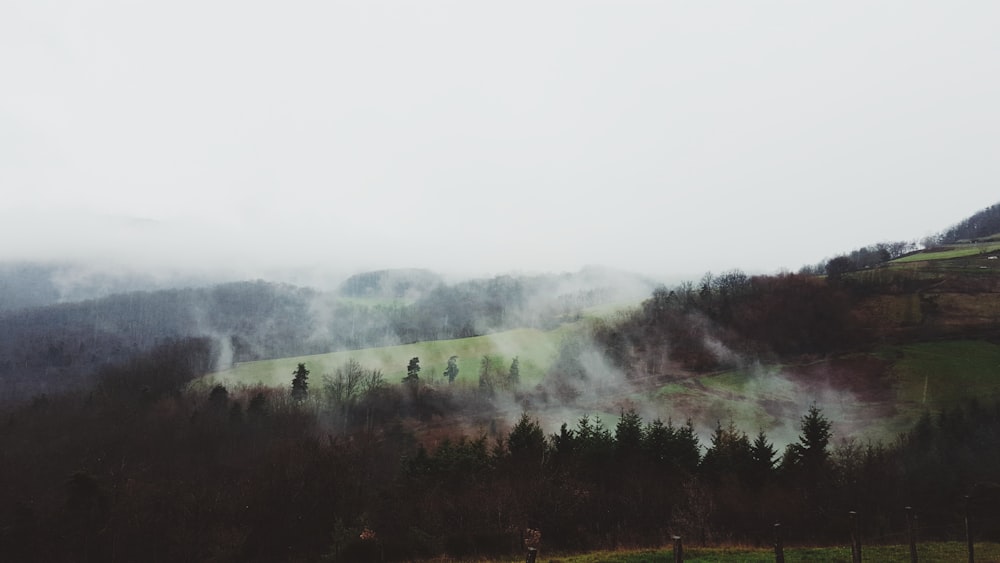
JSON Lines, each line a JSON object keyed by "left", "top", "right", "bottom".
{"left": 891, "top": 243, "right": 1000, "bottom": 263}
{"left": 206, "top": 326, "right": 576, "bottom": 389}
{"left": 653, "top": 383, "right": 688, "bottom": 397}
{"left": 889, "top": 340, "right": 1000, "bottom": 410}
{"left": 580, "top": 301, "right": 641, "bottom": 320}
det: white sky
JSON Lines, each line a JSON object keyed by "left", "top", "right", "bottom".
{"left": 2, "top": 1, "right": 998, "bottom": 281}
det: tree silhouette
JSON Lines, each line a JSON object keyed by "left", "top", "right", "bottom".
{"left": 444, "top": 355, "right": 459, "bottom": 384}
{"left": 403, "top": 357, "right": 420, "bottom": 384}
{"left": 508, "top": 356, "right": 520, "bottom": 388}
{"left": 291, "top": 363, "right": 310, "bottom": 401}
{"left": 795, "top": 404, "right": 832, "bottom": 472}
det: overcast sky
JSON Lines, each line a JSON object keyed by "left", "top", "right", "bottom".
{"left": 2, "top": 2, "right": 998, "bottom": 282}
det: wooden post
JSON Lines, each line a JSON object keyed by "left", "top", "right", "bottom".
{"left": 906, "top": 506, "right": 918, "bottom": 563}
{"left": 673, "top": 535, "right": 683, "bottom": 563}
{"left": 965, "top": 495, "right": 974, "bottom": 563}
{"left": 525, "top": 547, "right": 537, "bottom": 563}
{"left": 773, "top": 522, "right": 785, "bottom": 563}
{"left": 849, "top": 511, "right": 861, "bottom": 563}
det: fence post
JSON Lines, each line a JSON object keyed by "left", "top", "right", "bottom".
{"left": 965, "top": 495, "right": 974, "bottom": 563}
{"left": 773, "top": 522, "right": 785, "bottom": 563}
{"left": 673, "top": 535, "right": 683, "bottom": 563}
{"left": 849, "top": 511, "right": 861, "bottom": 563}
{"left": 906, "top": 506, "right": 918, "bottom": 563}
{"left": 525, "top": 547, "right": 537, "bottom": 563}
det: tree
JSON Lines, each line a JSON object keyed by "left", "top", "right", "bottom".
{"left": 615, "top": 408, "right": 644, "bottom": 460}
{"left": 403, "top": 357, "right": 420, "bottom": 385}
{"left": 208, "top": 384, "right": 229, "bottom": 409}
{"left": 507, "top": 356, "right": 520, "bottom": 388}
{"left": 749, "top": 430, "right": 778, "bottom": 482}
{"left": 444, "top": 356, "right": 459, "bottom": 384}
{"left": 291, "top": 363, "right": 310, "bottom": 401}
{"left": 507, "top": 412, "right": 546, "bottom": 465}
{"left": 478, "top": 355, "right": 505, "bottom": 395}
{"left": 796, "top": 404, "right": 833, "bottom": 471}
{"left": 825, "top": 256, "right": 854, "bottom": 280}
{"left": 700, "top": 420, "right": 752, "bottom": 481}
{"left": 323, "top": 359, "right": 367, "bottom": 430}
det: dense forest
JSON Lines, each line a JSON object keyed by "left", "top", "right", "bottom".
{"left": 2, "top": 338, "right": 999, "bottom": 562}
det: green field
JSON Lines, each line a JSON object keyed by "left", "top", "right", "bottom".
{"left": 207, "top": 326, "right": 576, "bottom": 389}
{"left": 891, "top": 242, "right": 1000, "bottom": 263}
{"left": 887, "top": 340, "right": 1000, "bottom": 415}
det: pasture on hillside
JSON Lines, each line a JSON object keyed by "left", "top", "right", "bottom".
{"left": 206, "top": 326, "right": 574, "bottom": 390}
{"left": 891, "top": 242, "right": 1000, "bottom": 264}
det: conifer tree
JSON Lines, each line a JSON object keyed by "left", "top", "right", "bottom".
{"left": 444, "top": 355, "right": 459, "bottom": 384}
{"left": 403, "top": 357, "right": 420, "bottom": 384}
{"left": 291, "top": 363, "right": 310, "bottom": 401}
{"left": 508, "top": 356, "right": 520, "bottom": 387}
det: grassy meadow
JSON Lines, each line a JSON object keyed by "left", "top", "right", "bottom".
{"left": 891, "top": 242, "right": 1000, "bottom": 263}
{"left": 886, "top": 340, "right": 1000, "bottom": 427}
{"left": 207, "top": 325, "right": 575, "bottom": 390}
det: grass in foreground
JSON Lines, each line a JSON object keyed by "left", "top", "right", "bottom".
{"left": 480, "top": 541, "right": 1000, "bottom": 562}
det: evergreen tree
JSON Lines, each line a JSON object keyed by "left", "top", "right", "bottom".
{"left": 444, "top": 355, "right": 459, "bottom": 384}
{"left": 508, "top": 356, "right": 520, "bottom": 387}
{"left": 794, "top": 404, "right": 833, "bottom": 472}
{"left": 208, "top": 384, "right": 229, "bottom": 409}
{"left": 403, "top": 357, "right": 420, "bottom": 384}
{"left": 749, "top": 429, "right": 778, "bottom": 482}
{"left": 700, "top": 420, "right": 752, "bottom": 480}
{"left": 291, "top": 363, "right": 310, "bottom": 401}
{"left": 507, "top": 412, "right": 546, "bottom": 465}
{"left": 615, "top": 408, "right": 644, "bottom": 460}
{"left": 674, "top": 419, "right": 703, "bottom": 473}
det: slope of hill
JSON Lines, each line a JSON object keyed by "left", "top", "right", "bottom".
{"left": 937, "top": 201, "right": 1000, "bottom": 244}
{"left": 208, "top": 326, "right": 572, "bottom": 391}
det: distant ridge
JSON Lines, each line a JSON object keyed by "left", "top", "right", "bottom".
{"left": 338, "top": 268, "right": 443, "bottom": 300}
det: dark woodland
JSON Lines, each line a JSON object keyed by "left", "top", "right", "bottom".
{"left": 2, "top": 337, "right": 1000, "bottom": 562}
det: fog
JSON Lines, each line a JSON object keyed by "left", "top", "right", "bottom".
{"left": 3, "top": 2, "right": 998, "bottom": 282}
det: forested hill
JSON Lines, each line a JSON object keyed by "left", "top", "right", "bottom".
{"left": 936, "top": 201, "right": 1000, "bottom": 243}
{"left": 0, "top": 261, "right": 202, "bottom": 313}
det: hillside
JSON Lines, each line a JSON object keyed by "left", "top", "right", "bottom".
{"left": 198, "top": 243, "right": 1000, "bottom": 445}
{"left": 208, "top": 326, "right": 571, "bottom": 391}
{"left": 936, "top": 201, "right": 1000, "bottom": 244}
{"left": 0, "top": 266, "right": 654, "bottom": 404}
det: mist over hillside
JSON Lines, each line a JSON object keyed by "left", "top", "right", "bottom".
{"left": 0, "top": 265, "right": 657, "bottom": 404}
